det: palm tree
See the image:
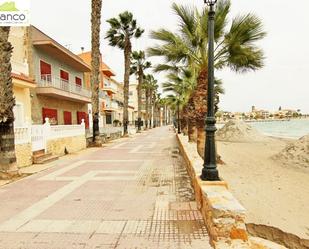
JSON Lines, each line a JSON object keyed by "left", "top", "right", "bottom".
{"left": 162, "top": 69, "right": 196, "bottom": 139}
{"left": 0, "top": 27, "right": 19, "bottom": 179}
{"left": 143, "top": 74, "right": 158, "bottom": 129}
{"left": 130, "top": 51, "right": 151, "bottom": 132}
{"left": 106, "top": 12, "right": 144, "bottom": 136}
{"left": 91, "top": 0, "right": 102, "bottom": 145}
{"left": 149, "top": 0, "right": 266, "bottom": 157}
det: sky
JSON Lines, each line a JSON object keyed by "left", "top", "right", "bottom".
{"left": 31, "top": 0, "right": 309, "bottom": 114}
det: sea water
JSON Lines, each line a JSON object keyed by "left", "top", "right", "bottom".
{"left": 250, "top": 119, "right": 309, "bottom": 139}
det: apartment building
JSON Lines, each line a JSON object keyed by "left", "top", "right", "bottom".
{"left": 10, "top": 26, "right": 92, "bottom": 127}
{"left": 9, "top": 27, "right": 35, "bottom": 127}
{"left": 129, "top": 82, "right": 147, "bottom": 125}
{"left": 78, "top": 52, "right": 122, "bottom": 127}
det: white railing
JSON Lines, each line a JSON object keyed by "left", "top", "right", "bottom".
{"left": 99, "top": 126, "right": 123, "bottom": 136}
{"left": 103, "top": 79, "right": 117, "bottom": 92}
{"left": 111, "top": 101, "right": 118, "bottom": 109}
{"left": 50, "top": 123, "right": 86, "bottom": 139}
{"left": 14, "top": 126, "right": 31, "bottom": 145}
{"left": 37, "top": 74, "right": 91, "bottom": 98}
{"left": 14, "top": 118, "right": 86, "bottom": 152}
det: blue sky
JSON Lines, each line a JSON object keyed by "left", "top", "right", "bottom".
{"left": 31, "top": 0, "right": 309, "bottom": 113}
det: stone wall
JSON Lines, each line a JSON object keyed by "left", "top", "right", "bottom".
{"left": 15, "top": 143, "right": 32, "bottom": 168}
{"left": 176, "top": 133, "right": 287, "bottom": 249}
{"left": 47, "top": 135, "right": 86, "bottom": 156}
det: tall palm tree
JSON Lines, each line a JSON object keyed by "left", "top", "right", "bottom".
{"left": 143, "top": 74, "right": 158, "bottom": 129}
{"left": 91, "top": 0, "right": 102, "bottom": 145}
{"left": 0, "top": 27, "right": 19, "bottom": 179}
{"left": 130, "top": 51, "right": 151, "bottom": 132}
{"left": 149, "top": 0, "right": 266, "bottom": 156}
{"left": 162, "top": 69, "right": 196, "bottom": 139}
{"left": 106, "top": 12, "right": 144, "bottom": 136}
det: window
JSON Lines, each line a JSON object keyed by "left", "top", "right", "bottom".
{"left": 129, "top": 91, "right": 133, "bottom": 96}
{"left": 42, "top": 108, "right": 58, "bottom": 125}
{"left": 63, "top": 111, "right": 72, "bottom": 125}
{"left": 106, "top": 113, "right": 112, "bottom": 125}
{"left": 75, "top": 77, "right": 82, "bottom": 86}
{"left": 60, "top": 70, "right": 69, "bottom": 82}
{"left": 40, "top": 60, "right": 51, "bottom": 82}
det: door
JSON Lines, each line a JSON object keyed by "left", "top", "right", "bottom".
{"left": 40, "top": 60, "right": 52, "bottom": 82}
{"left": 60, "top": 70, "right": 69, "bottom": 91}
{"left": 63, "top": 111, "right": 72, "bottom": 125}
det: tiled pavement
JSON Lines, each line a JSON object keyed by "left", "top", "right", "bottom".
{"left": 0, "top": 126, "right": 212, "bottom": 248}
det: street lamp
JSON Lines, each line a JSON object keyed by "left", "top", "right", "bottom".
{"left": 201, "top": 0, "right": 220, "bottom": 181}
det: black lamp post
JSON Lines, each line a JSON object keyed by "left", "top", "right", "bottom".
{"left": 201, "top": 0, "right": 220, "bottom": 181}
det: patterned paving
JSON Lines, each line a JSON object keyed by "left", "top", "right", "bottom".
{"left": 0, "top": 126, "right": 212, "bottom": 248}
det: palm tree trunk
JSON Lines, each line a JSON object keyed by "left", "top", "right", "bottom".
{"left": 137, "top": 68, "right": 143, "bottom": 132}
{"left": 145, "top": 89, "right": 149, "bottom": 129}
{"left": 91, "top": 0, "right": 102, "bottom": 146}
{"left": 0, "top": 27, "right": 19, "bottom": 179}
{"left": 123, "top": 37, "right": 131, "bottom": 136}
{"left": 181, "top": 117, "right": 188, "bottom": 135}
{"left": 188, "top": 120, "right": 197, "bottom": 142}
{"left": 149, "top": 90, "right": 153, "bottom": 128}
{"left": 194, "top": 68, "right": 208, "bottom": 158}
{"left": 196, "top": 119, "right": 206, "bottom": 158}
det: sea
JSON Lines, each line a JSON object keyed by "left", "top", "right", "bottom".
{"left": 217, "top": 119, "right": 309, "bottom": 139}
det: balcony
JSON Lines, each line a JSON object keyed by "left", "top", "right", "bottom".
{"left": 36, "top": 74, "right": 91, "bottom": 103}
{"left": 102, "top": 100, "right": 118, "bottom": 112}
{"left": 103, "top": 80, "right": 117, "bottom": 94}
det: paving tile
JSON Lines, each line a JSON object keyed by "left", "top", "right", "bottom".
{"left": 0, "top": 127, "right": 211, "bottom": 248}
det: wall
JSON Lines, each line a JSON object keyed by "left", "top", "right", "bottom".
{"left": 15, "top": 143, "right": 32, "bottom": 168}
{"left": 13, "top": 85, "right": 32, "bottom": 125}
{"left": 46, "top": 135, "right": 86, "bottom": 156}
{"left": 31, "top": 95, "right": 87, "bottom": 125}
{"left": 33, "top": 48, "right": 85, "bottom": 86}
{"left": 9, "top": 27, "right": 29, "bottom": 75}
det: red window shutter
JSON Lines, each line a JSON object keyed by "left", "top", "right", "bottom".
{"left": 40, "top": 61, "right": 51, "bottom": 75}
{"left": 77, "top": 111, "right": 89, "bottom": 128}
{"left": 75, "top": 77, "right": 82, "bottom": 86}
{"left": 63, "top": 111, "right": 72, "bottom": 125}
{"left": 42, "top": 108, "right": 58, "bottom": 125}
{"left": 60, "top": 70, "right": 69, "bottom": 81}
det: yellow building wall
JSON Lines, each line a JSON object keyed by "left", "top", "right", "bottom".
{"left": 13, "top": 84, "right": 32, "bottom": 125}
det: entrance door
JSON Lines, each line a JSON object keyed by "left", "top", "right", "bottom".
{"left": 63, "top": 111, "right": 72, "bottom": 125}
{"left": 40, "top": 60, "right": 52, "bottom": 82}
{"left": 60, "top": 70, "right": 69, "bottom": 91}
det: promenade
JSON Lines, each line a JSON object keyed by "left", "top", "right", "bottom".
{"left": 0, "top": 126, "right": 212, "bottom": 249}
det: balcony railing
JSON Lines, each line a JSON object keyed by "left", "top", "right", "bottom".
{"left": 103, "top": 79, "right": 117, "bottom": 93}
{"left": 37, "top": 74, "right": 91, "bottom": 98}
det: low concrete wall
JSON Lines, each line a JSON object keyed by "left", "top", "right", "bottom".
{"left": 176, "top": 133, "right": 287, "bottom": 249}
{"left": 47, "top": 135, "right": 86, "bottom": 156}
{"left": 15, "top": 143, "right": 32, "bottom": 168}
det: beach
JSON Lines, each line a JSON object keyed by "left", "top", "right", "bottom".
{"left": 217, "top": 137, "right": 309, "bottom": 241}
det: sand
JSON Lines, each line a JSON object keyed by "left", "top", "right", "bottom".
{"left": 216, "top": 120, "right": 270, "bottom": 142}
{"left": 217, "top": 137, "right": 309, "bottom": 240}
{"left": 273, "top": 135, "right": 309, "bottom": 169}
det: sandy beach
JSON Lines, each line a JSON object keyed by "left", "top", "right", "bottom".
{"left": 217, "top": 137, "right": 309, "bottom": 241}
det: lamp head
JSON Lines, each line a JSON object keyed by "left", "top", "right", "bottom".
{"left": 204, "top": 0, "right": 217, "bottom": 6}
